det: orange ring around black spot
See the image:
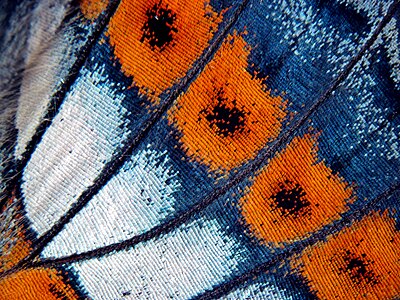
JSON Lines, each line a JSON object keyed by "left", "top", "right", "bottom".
{"left": 239, "top": 134, "right": 354, "bottom": 245}
{"left": 294, "top": 211, "right": 400, "bottom": 299}
{"left": 107, "top": 0, "right": 222, "bottom": 101}
{"left": 169, "top": 33, "right": 286, "bottom": 172}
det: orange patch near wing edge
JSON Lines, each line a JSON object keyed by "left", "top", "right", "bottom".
{"left": 240, "top": 134, "right": 354, "bottom": 245}
{"left": 1, "top": 197, "right": 81, "bottom": 299}
{"left": 0, "top": 197, "right": 32, "bottom": 272}
{"left": 0, "top": 268, "right": 79, "bottom": 300}
{"left": 80, "top": 0, "right": 109, "bottom": 20}
{"left": 295, "top": 212, "right": 400, "bottom": 300}
{"left": 0, "top": 231, "right": 31, "bottom": 272}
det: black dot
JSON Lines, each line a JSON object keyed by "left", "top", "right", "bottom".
{"left": 341, "top": 250, "right": 379, "bottom": 286}
{"left": 141, "top": 1, "right": 178, "bottom": 50}
{"left": 205, "top": 89, "right": 246, "bottom": 137}
{"left": 271, "top": 181, "right": 310, "bottom": 218}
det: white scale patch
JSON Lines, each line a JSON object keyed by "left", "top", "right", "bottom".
{"left": 72, "top": 218, "right": 238, "bottom": 299}
{"left": 15, "top": 0, "right": 70, "bottom": 159}
{"left": 266, "top": 0, "right": 363, "bottom": 83}
{"left": 42, "top": 146, "right": 181, "bottom": 257}
{"left": 383, "top": 18, "right": 400, "bottom": 89}
{"left": 22, "top": 65, "right": 129, "bottom": 236}
{"left": 222, "top": 282, "right": 294, "bottom": 300}
{"left": 15, "top": 0, "right": 95, "bottom": 158}
{"left": 344, "top": 41, "right": 400, "bottom": 162}
{"left": 337, "top": 0, "right": 400, "bottom": 88}
{"left": 336, "top": 0, "right": 392, "bottom": 21}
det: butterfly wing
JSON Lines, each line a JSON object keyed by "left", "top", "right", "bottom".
{"left": 1, "top": 0, "right": 400, "bottom": 299}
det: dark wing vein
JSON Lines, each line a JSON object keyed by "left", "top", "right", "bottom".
{"left": 190, "top": 183, "right": 400, "bottom": 300}
{"left": 26, "top": 183, "right": 400, "bottom": 272}
{"left": 0, "top": 0, "right": 251, "bottom": 279}
{"left": 12, "top": 0, "right": 400, "bottom": 273}
{"left": 0, "top": 1, "right": 37, "bottom": 205}
{"left": 0, "top": 0, "right": 121, "bottom": 210}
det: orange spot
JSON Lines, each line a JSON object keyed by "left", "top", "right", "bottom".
{"left": 0, "top": 268, "right": 79, "bottom": 300}
{"left": 169, "top": 33, "right": 286, "bottom": 171}
{"left": 107, "top": 0, "right": 223, "bottom": 101}
{"left": 0, "top": 197, "right": 81, "bottom": 298}
{"left": 294, "top": 212, "right": 400, "bottom": 300}
{"left": 0, "top": 198, "right": 32, "bottom": 272}
{"left": 0, "top": 233, "right": 31, "bottom": 273}
{"left": 239, "top": 134, "right": 354, "bottom": 245}
{"left": 80, "top": 0, "right": 109, "bottom": 20}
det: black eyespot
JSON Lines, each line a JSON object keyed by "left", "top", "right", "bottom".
{"left": 205, "top": 89, "right": 246, "bottom": 137}
{"left": 141, "top": 1, "right": 178, "bottom": 50}
{"left": 271, "top": 181, "right": 310, "bottom": 218}
{"left": 340, "top": 250, "right": 379, "bottom": 286}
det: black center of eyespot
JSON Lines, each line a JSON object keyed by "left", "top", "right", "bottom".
{"left": 205, "top": 90, "right": 246, "bottom": 137}
{"left": 340, "top": 250, "right": 379, "bottom": 286}
{"left": 271, "top": 181, "right": 310, "bottom": 218}
{"left": 141, "top": 1, "right": 178, "bottom": 50}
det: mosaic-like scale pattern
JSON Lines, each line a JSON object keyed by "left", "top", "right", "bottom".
{"left": 0, "top": 0, "right": 399, "bottom": 299}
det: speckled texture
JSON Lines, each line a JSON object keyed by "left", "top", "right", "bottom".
{"left": 0, "top": 0, "right": 399, "bottom": 299}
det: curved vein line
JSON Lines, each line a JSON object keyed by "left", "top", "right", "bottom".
{"left": 0, "top": 1, "right": 43, "bottom": 207}
{"left": 10, "top": 0, "right": 399, "bottom": 272}
{"left": 27, "top": 183, "right": 400, "bottom": 273}
{"left": 2, "top": 0, "right": 397, "bottom": 281}
{"left": 5, "top": 1, "right": 399, "bottom": 274}
{"left": 191, "top": 182, "right": 400, "bottom": 300}
{"left": 0, "top": 0, "right": 251, "bottom": 279}
{"left": 0, "top": 0, "right": 122, "bottom": 211}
